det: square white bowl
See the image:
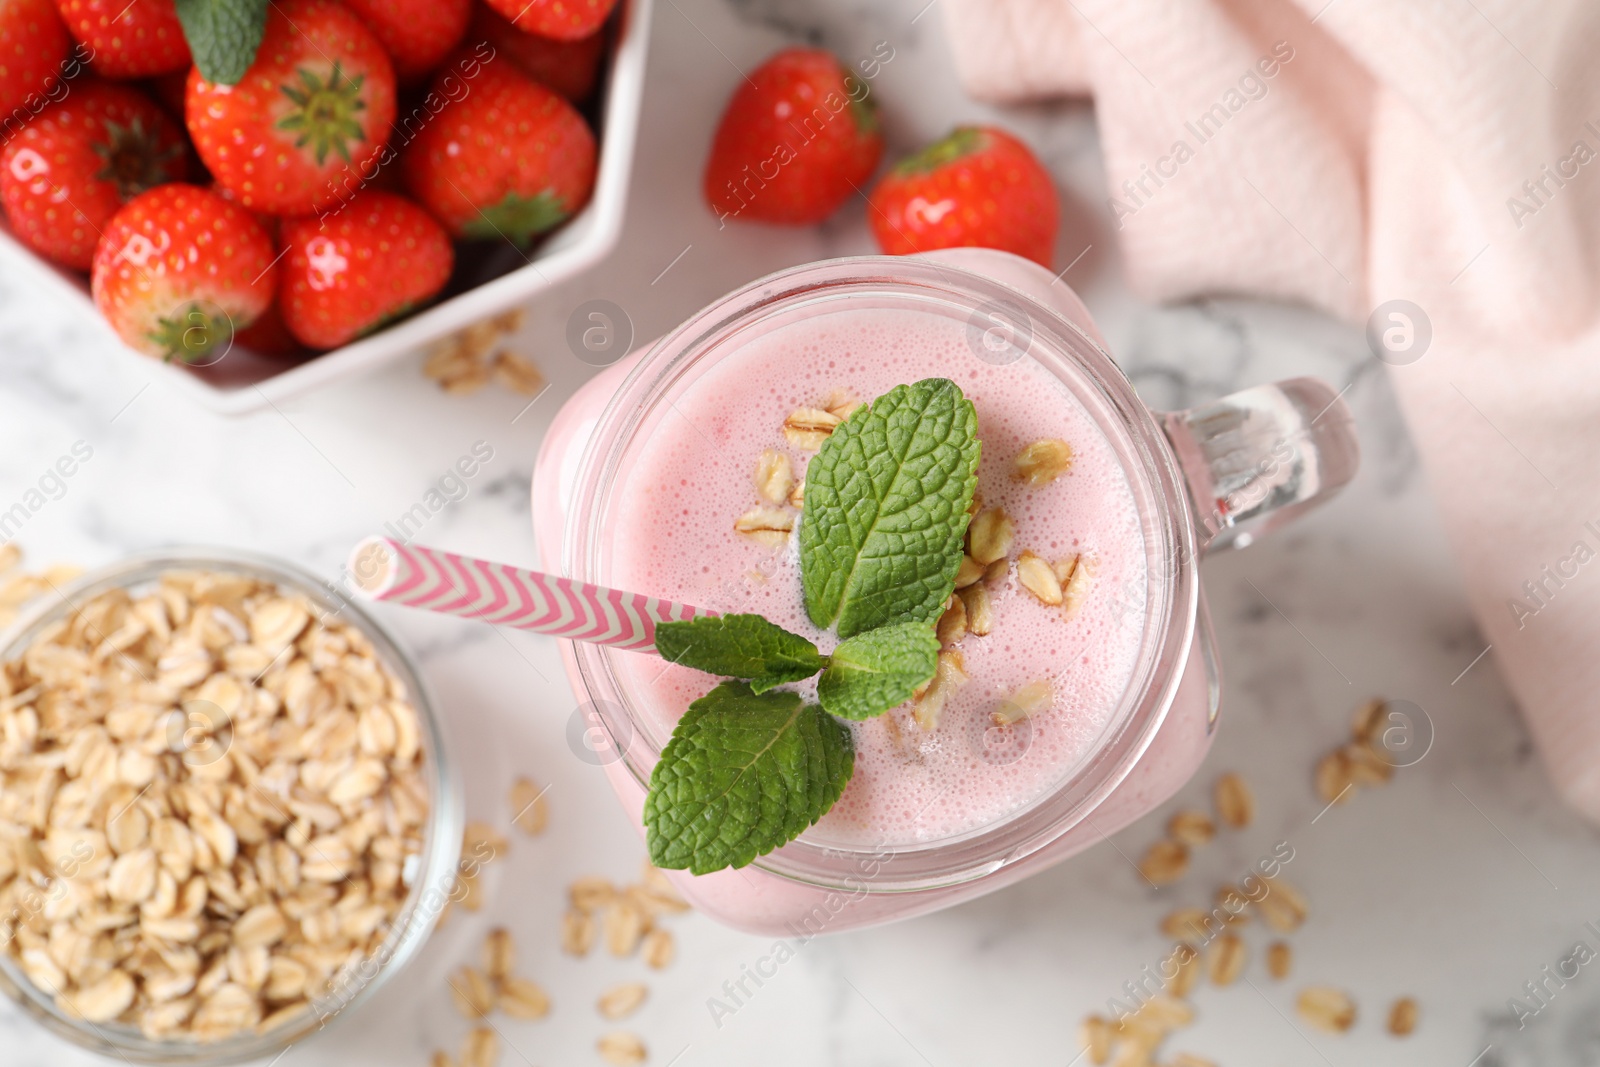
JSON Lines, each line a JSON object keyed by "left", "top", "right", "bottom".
{"left": 0, "top": 0, "right": 653, "bottom": 416}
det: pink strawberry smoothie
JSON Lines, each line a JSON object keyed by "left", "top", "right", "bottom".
{"left": 602, "top": 305, "right": 1151, "bottom": 848}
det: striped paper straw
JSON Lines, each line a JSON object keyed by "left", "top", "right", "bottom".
{"left": 348, "top": 537, "right": 713, "bottom": 652}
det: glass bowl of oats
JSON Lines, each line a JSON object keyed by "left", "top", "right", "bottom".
{"left": 0, "top": 547, "right": 462, "bottom": 1064}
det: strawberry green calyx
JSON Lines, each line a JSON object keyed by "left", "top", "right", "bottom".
{"left": 462, "top": 190, "right": 570, "bottom": 246}
{"left": 848, "top": 83, "right": 879, "bottom": 138}
{"left": 278, "top": 63, "right": 369, "bottom": 165}
{"left": 149, "top": 304, "right": 237, "bottom": 364}
{"left": 892, "top": 126, "right": 982, "bottom": 177}
{"left": 93, "top": 117, "right": 185, "bottom": 201}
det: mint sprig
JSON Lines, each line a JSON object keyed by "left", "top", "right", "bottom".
{"left": 175, "top": 0, "right": 268, "bottom": 85}
{"left": 644, "top": 378, "right": 980, "bottom": 874}
{"left": 653, "top": 614, "right": 824, "bottom": 694}
{"left": 799, "top": 379, "right": 981, "bottom": 638}
{"left": 643, "top": 682, "right": 853, "bottom": 875}
{"left": 817, "top": 621, "right": 940, "bottom": 721}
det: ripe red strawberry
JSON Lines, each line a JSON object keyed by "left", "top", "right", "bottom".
{"left": 233, "top": 300, "right": 304, "bottom": 356}
{"left": 470, "top": 3, "right": 603, "bottom": 101}
{"left": 343, "top": 0, "right": 470, "bottom": 83}
{"left": 186, "top": 0, "right": 396, "bottom": 216}
{"left": 482, "top": 0, "right": 616, "bottom": 42}
{"left": 1, "top": 79, "right": 188, "bottom": 269}
{"left": 703, "top": 47, "right": 882, "bottom": 227}
{"left": 91, "top": 184, "right": 277, "bottom": 362}
{"left": 278, "top": 190, "right": 453, "bottom": 350}
{"left": 0, "top": 0, "right": 72, "bottom": 118}
{"left": 867, "top": 126, "right": 1059, "bottom": 269}
{"left": 400, "top": 57, "right": 594, "bottom": 244}
{"left": 55, "top": 0, "right": 189, "bottom": 78}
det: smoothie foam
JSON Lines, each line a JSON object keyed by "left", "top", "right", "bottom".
{"left": 604, "top": 304, "right": 1151, "bottom": 848}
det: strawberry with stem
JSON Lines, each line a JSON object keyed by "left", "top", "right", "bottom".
{"left": 279, "top": 190, "right": 454, "bottom": 350}
{"left": 400, "top": 56, "right": 595, "bottom": 246}
{"left": 185, "top": 0, "right": 396, "bottom": 216}
{"left": 91, "top": 183, "right": 278, "bottom": 363}
{"left": 868, "top": 126, "right": 1060, "bottom": 268}
{"left": 1, "top": 79, "right": 189, "bottom": 269}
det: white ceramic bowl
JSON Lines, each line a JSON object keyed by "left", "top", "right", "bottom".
{"left": 0, "top": 0, "right": 653, "bottom": 416}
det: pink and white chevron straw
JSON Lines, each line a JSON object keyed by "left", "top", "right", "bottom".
{"left": 347, "top": 537, "right": 713, "bottom": 652}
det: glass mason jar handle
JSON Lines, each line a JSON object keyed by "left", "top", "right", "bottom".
{"left": 1160, "top": 377, "right": 1359, "bottom": 554}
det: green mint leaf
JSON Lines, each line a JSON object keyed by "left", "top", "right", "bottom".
{"left": 799, "top": 379, "right": 981, "bottom": 638}
{"left": 175, "top": 0, "right": 268, "bottom": 85}
{"left": 816, "top": 621, "right": 939, "bottom": 720}
{"left": 653, "top": 614, "right": 825, "bottom": 693}
{"left": 645, "top": 682, "right": 853, "bottom": 874}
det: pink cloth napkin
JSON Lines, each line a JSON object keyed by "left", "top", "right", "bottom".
{"left": 941, "top": 0, "right": 1600, "bottom": 818}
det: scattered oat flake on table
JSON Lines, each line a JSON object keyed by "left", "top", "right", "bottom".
{"left": 1161, "top": 908, "right": 1210, "bottom": 943}
{"left": 1166, "top": 809, "right": 1215, "bottom": 847}
{"left": 1207, "top": 932, "right": 1247, "bottom": 986}
{"left": 641, "top": 928, "right": 675, "bottom": 970}
{"left": 497, "top": 976, "right": 551, "bottom": 1021}
{"left": 1388, "top": 995, "right": 1419, "bottom": 1036}
{"left": 638, "top": 862, "right": 691, "bottom": 911}
{"left": 1079, "top": 1015, "right": 1114, "bottom": 1064}
{"left": 493, "top": 351, "right": 546, "bottom": 396}
{"left": 1167, "top": 946, "right": 1201, "bottom": 996}
{"left": 1315, "top": 748, "right": 1355, "bottom": 804}
{"left": 460, "top": 1026, "right": 499, "bottom": 1067}
{"left": 423, "top": 310, "right": 536, "bottom": 397}
{"left": 464, "top": 820, "right": 510, "bottom": 858}
{"left": 570, "top": 875, "right": 616, "bottom": 913}
{"left": 1256, "top": 876, "right": 1308, "bottom": 932}
{"left": 598, "top": 981, "right": 648, "bottom": 1020}
{"left": 561, "top": 909, "right": 596, "bottom": 957}
{"left": 449, "top": 965, "right": 495, "bottom": 1019}
{"left": 509, "top": 776, "right": 549, "bottom": 835}
{"left": 1345, "top": 740, "right": 1393, "bottom": 785}
{"left": 1352, "top": 696, "right": 1387, "bottom": 743}
{"left": 483, "top": 927, "right": 515, "bottom": 979}
{"left": 1214, "top": 772, "right": 1255, "bottom": 828}
{"left": 605, "top": 898, "right": 647, "bottom": 957}
{"left": 1267, "top": 940, "right": 1293, "bottom": 979}
{"left": 1297, "top": 986, "right": 1357, "bottom": 1033}
{"left": 597, "top": 1031, "right": 648, "bottom": 1066}
{"left": 1138, "top": 839, "right": 1189, "bottom": 885}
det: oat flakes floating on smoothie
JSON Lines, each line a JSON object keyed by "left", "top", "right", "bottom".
{"left": 781, "top": 407, "right": 841, "bottom": 450}
{"left": 733, "top": 507, "right": 793, "bottom": 549}
{"left": 1013, "top": 438, "right": 1074, "bottom": 485}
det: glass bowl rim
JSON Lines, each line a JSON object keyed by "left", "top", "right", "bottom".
{"left": 0, "top": 545, "right": 462, "bottom": 1065}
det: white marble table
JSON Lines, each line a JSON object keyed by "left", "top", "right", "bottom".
{"left": 0, "top": 0, "right": 1592, "bottom": 1064}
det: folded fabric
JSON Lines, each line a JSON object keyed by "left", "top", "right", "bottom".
{"left": 941, "top": 0, "right": 1600, "bottom": 818}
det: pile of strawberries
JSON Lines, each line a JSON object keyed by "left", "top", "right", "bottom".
{"left": 703, "top": 47, "right": 1061, "bottom": 269}
{"left": 0, "top": 0, "right": 612, "bottom": 362}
